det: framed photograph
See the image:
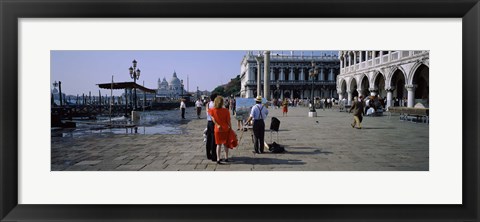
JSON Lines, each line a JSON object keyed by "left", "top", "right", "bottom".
{"left": 1, "top": 0, "right": 479, "bottom": 221}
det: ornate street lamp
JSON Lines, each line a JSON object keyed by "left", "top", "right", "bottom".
{"left": 180, "top": 79, "right": 184, "bottom": 99}
{"left": 309, "top": 61, "right": 319, "bottom": 113}
{"left": 53, "top": 81, "right": 63, "bottom": 107}
{"left": 128, "top": 59, "right": 141, "bottom": 110}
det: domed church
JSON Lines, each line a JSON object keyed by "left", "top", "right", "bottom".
{"left": 156, "top": 71, "right": 185, "bottom": 99}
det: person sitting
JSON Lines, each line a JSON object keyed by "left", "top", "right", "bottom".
{"left": 366, "top": 107, "right": 375, "bottom": 116}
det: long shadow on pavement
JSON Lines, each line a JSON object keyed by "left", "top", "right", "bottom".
{"left": 359, "top": 127, "right": 396, "bottom": 130}
{"left": 230, "top": 156, "right": 304, "bottom": 165}
{"left": 284, "top": 147, "right": 333, "bottom": 155}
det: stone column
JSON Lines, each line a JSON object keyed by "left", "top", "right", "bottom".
{"left": 264, "top": 51, "right": 270, "bottom": 100}
{"left": 386, "top": 87, "right": 394, "bottom": 110}
{"left": 319, "top": 68, "right": 324, "bottom": 81}
{"left": 248, "top": 89, "right": 253, "bottom": 98}
{"left": 338, "top": 91, "right": 344, "bottom": 101}
{"left": 260, "top": 66, "right": 264, "bottom": 81}
{"left": 300, "top": 68, "right": 305, "bottom": 81}
{"left": 406, "top": 84, "right": 416, "bottom": 107}
{"left": 371, "top": 51, "right": 375, "bottom": 60}
{"left": 359, "top": 51, "right": 363, "bottom": 63}
{"left": 270, "top": 67, "right": 274, "bottom": 81}
{"left": 388, "top": 51, "right": 392, "bottom": 62}
{"left": 255, "top": 56, "right": 263, "bottom": 97}
{"left": 248, "top": 66, "right": 253, "bottom": 81}
{"left": 343, "top": 54, "right": 347, "bottom": 67}
{"left": 289, "top": 67, "right": 295, "bottom": 81}
{"left": 328, "top": 68, "right": 334, "bottom": 81}
{"left": 280, "top": 68, "right": 285, "bottom": 80}
{"left": 347, "top": 90, "right": 352, "bottom": 105}
{"left": 357, "top": 88, "right": 363, "bottom": 97}
{"left": 353, "top": 51, "right": 357, "bottom": 68}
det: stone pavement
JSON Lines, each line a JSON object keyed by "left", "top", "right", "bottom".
{"left": 51, "top": 106, "right": 429, "bottom": 171}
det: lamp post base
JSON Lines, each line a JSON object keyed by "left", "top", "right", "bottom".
{"left": 308, "top": 111, "right": 317, "bottom": 117}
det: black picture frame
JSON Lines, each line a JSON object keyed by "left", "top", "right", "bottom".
{"left": 1, "top": 0, "right": 479, "bottom": 221}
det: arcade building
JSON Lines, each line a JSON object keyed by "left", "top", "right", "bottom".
{"left": 337, "top": 50, "right": 429, "bottom": 109}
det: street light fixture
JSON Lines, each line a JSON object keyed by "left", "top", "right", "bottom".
{"left": 309, "top": 61, "right": 319, "bottom": 113}
{"left": 52, "top": 81, "right": 63, "bottom": 107}
{"left": 180, "top": 79, "right": 184, "bottom": 99}
{"left": 128, "top": 59, "right": 141, "bottom": 110}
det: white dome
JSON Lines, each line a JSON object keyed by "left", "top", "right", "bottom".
{"left": 170, "top": 71, "right": 181, "bottom": 86}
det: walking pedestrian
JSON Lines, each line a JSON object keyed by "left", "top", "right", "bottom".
{"left": 180, "top": 98, "right": 186, "bottom": 119}
{"left": 349, "top": 95, "right": 365, "bottom": 129}
{"left": 225, "top": 98, "right": 230, "bottom": 110}
{"left": 246, "top": 96, "right": 269, "bottom": 154}
{"left": 195, "top": 98, "right": 202, "bottom": 119}
{"left": 282, "top": 98, "right": 289, "bottom": 117}
{"left": 231, "top": 98, "right": 236, "bottom": 115}
{"left": 208, "top": 96, "right": 232, "bottom": 164}
{"left": 205, "top": 93, "right": 218, "bottom": 161}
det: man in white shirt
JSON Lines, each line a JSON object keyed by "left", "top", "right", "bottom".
{"left": 195, "top": 98, "right": 202, "bottom": 119}
{"left": 180, "top": 99, "right": 186, "bottom": 119}
{"left": 246, "top": 96, "right": 269, "bottom": 154}
{"left": 205, "top": 94, "right": 218, "bottom": 161}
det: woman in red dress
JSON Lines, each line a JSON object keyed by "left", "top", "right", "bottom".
{"left": 282, "top": 98, "right": 289, "bottom": 117}
{"left": 208, "top": 96, "right": 232, "bottom": 164}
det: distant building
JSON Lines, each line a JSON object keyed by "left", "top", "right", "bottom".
{"left": 240, "top": 51, "right": 340, "bottom": 100}
{"left": 337, "top": 50, "right": 429, "bottom": 108}
{"left": 156, "top": 71, "right": 186, "bottom": 100}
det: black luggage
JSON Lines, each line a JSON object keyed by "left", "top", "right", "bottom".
{"left": 270, "top": 117, "right": 280, "bottom": 132}
{"left": 268, "top": 142, "right": 285, "bottom": 153}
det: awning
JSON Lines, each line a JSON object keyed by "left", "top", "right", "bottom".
{"left": 97, "top": 81, "right": 156, "bottom": 94}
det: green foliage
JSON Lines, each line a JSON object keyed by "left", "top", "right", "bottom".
{"left": 212, "top": 75, "right": 241, "bottom": 97}
{"left": 211, "top": 86, "right": 225, "bottom": 96}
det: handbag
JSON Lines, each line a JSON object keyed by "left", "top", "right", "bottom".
{"left": 225, "top": 128, "right": 238, "bottom": 149}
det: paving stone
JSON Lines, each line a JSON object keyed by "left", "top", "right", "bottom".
{"left": 115, "top": 164, "right": 146, "bottom": 171}
{"left": 74, "top": 160, "right": 101, "bottom": 166}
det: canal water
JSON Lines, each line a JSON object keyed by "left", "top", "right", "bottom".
{"left": 52, "top": 110, "right": 186, "bottom": 138}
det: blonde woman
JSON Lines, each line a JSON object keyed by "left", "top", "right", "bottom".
{"left": 208, "top": 96, "right": 232, "bottom": 164}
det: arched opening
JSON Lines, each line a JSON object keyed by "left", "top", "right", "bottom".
{"left": 294, "top": 68, "right": 301, "bottom": 81}
{"left": 390, "top": 69, "right": 406, "bottom": 106}
{"left": 412, "top": 64, "right": 429, "bottom": 106}
{"left": 284, "top": 91, "right": 291, "bottom": 99}
{"left": 340, "top": 79, "right": 347, "bottom": 99}
{"left": 304, "top": 68, "right": 310, "bottom": 81}
{"left": 350, "top": 78, "right": 358, "bottom": 98}
{"left": 360, "top": 75, "right": 369, "bottom": 97}
{"left": 374, "top": 73, "right": 386, "bottom": 98}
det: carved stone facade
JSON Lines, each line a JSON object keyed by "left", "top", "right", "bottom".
{"left": 240, "top": 51, "right": 340, "bottom": 100}
{"left": 337, "top": 51, "right": 429, "bottom": 108}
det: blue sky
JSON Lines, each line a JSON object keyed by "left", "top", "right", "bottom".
{"left": 51, "top": 50, "right": 337, "bottom": 96}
